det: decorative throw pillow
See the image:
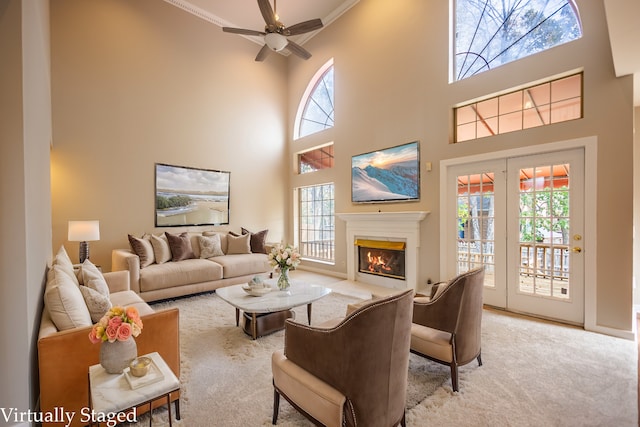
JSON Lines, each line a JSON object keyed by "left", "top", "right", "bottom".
{"left": 198, "top": 234, "right": 224, "bottom": 258}
{"left": 51, "top": 245, "right": 79, "bottom": 285}
{"left": 431, "top": 281, "right": 450, "bottom": 300}
{"left": 203, "top": 231, "right": 228, "bottom": 254}
{"left": 165, "top": 232, "right": 196, "bottom": 261}
{"left": 81, "top": 259, "right": 110, "bottom": 297}
{"left": 226, "top": 232, "right": 251, "bottom": 255}
{"left": 241, "top": 227, "right": 269, "bottom": 254}
{"left": 150, "top": 234, "right": 172, "bottom": 264}
{"left": 44, "top": 265, "right": 93, "bottom": 330}
{"left": 128, "top": 234, "right": 155, "bottom": 268}
{"left": 79, "top": 285, "right": 112, "bottom": 322}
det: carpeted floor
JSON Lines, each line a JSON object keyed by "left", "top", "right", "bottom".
{"left": 133, "top": 289, "right": 637, "bottom": 427}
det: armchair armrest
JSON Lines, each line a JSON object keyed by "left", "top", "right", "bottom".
{"left": 412, "top": 282, "right": 465, "bottom": 333}
{"left": 283, "top": 320, "right": 343, "bottom": 386}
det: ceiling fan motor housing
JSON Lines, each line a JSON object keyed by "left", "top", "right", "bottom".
{"left": 265, "top": 32, "right": 288, "bottom": 51}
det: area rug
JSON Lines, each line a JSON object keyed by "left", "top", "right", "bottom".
{"left": 133, "top": 292, "right": 637, "bottom": 426}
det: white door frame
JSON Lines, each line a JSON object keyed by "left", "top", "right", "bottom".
{"left": 439, "top": 136, "right": 623, "bottom": 337}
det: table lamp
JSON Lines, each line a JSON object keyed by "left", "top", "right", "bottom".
{"left": 68, "top": 220, "right": 100, "bottom": 264}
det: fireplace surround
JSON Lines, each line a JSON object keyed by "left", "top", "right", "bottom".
{"left": 337, "top": 211, "right": 429, "bottom": 290}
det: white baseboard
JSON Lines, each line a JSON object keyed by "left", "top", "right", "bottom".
{"left": 586, "top": 324, "right": 636, "bottom": 341}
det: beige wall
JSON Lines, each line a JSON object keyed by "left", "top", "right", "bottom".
{"left": 50, "top": 0, "right": 290, "bottom": 271}
{"left": 0, "top": 0, "right": 52, "bottom": 421}
{"left": 635, "top": 106, "right": 639, "bottom": 307}
{"left": 288, "top": 0, "right": 634, "bottom": 333}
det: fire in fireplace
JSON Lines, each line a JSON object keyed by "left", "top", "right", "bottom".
{"left": 356, "top": 239, "right": 406, "bottom": 280}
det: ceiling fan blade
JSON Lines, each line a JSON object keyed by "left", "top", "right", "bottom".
{"left": 285, "top": 19, "right": 323, "bottom": 36}
{"left": 255, "top": 44, "right": 271, "bottom": 62}
{"left": 222, "top": 27, "right": 266, "bottom": 36}
{"left": 257, "top": 0, "right": 277, "bottom": 27}
{"left": 285, "top": 40, "right": 312, "bottom": 60}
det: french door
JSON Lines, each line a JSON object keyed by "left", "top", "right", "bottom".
{"left": 446, "top": 149, "right": 585, "bottom": 324}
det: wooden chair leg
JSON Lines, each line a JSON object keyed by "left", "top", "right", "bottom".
{"left": 477, "top": 352, "right": 483, "bottom": 366}
{"left": 272, "top": 387, "right": 280, "bottom": 425}
{"left": 451, "top": 364, "right": 459, "bottom": 392}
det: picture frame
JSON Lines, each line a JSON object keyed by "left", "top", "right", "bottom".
{"left": 155, "top": 163, "right": 230, "bottom": 227}
{"left": 351, "top": 141, "right": 420, "bottom": 203}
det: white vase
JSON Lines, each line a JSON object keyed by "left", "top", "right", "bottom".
{"left": 99, "top": 337, "right": 137, "bottom": 374}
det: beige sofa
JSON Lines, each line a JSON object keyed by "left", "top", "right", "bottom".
{"left": 112, "top": 231, "right": 271, "bottom": 302}
{"left": 38, "top": 247, "right": 180, "bottom": 427}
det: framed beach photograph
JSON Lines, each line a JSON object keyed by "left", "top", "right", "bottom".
{"left": 155, "top": 163, "right": 230, "bottom": 227}
{"left": 351, "top": 141, "right": 420, "bottom": 203}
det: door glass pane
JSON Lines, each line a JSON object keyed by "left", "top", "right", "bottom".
{"left": 518, "top": 163, "right": 571, "bottom": 299}
{"left": 457, "top": 173, "right": 495, "bottom": 287}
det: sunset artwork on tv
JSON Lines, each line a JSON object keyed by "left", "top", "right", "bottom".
{"left": 351, "top": 141, "right": 420, "bottom": 203}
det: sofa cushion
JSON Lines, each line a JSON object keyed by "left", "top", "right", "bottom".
{"left": 109, "top": 290, "right": 155, "bottom": 317}
{"left": 227, "top": 233, "right": 251, "bottom": 255}
{"left": 128, "top": 234, "right": 155, "bottom": 268}
{"left": 211, "top": 254, "right": 270, "bottom": 278}
{"left": 241, "top": 227, "right": 269, "bottom": 254}
{"left": 198, "top": 234, "right": 225, "bottom": 258}
{"left": 139, "top": 259, "right": 223, "bottom": 292}
{"left": 150, "top": 234, "right": 172, "bottom": 264}
{"left": 44, "top": 265, "right": 93, "bottom": 331}
{"left": 166, "top": 232, "right": 196, "bottom": 261}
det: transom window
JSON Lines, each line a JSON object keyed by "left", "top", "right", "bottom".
{"left": 296, "top": 61, "right": 334, "bottom": 139}
{"left": 298, "top": 144, "right": 334, "bottom": 174}
{"left": 455, "top": 73, "right": 582, "bottom": 142}
{"left": 454, "top": 0, "right": 581, "bottom": 81}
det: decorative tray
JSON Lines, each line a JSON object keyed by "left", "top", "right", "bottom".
{"left": 242, "top": 285, "right": 272, "bottom": 297}
{"left": 124, "top": 357, "right": 164, "bottom": 390}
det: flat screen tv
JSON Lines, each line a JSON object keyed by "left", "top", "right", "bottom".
{"left": 351, "top": 141, "right": 420, "bottom": 204}
{"left": 155, "top": 163, "right": 230, "bottom": 227}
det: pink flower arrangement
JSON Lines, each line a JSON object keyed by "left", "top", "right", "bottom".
{"left": 268, "top": 243, "right": 301, "bottom": 272}
{"left": 88, "top": 306, "right": 143, "bottom": 344}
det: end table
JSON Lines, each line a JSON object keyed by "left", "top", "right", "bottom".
{"left": 88, "top": 352, "right": 180, "bottom": 426}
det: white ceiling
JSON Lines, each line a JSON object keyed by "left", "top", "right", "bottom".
{"left": 163, "top": 0, "right": 359, "bottom": 47}
{"left": 165, "top": 0, "right": 639, "bottom": 105}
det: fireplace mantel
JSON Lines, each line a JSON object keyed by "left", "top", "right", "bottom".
{"left": 337, "top": 211, "right": 429, "bottom": 290}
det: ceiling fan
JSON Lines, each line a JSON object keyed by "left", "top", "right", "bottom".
{"left": 222, "top": 0, "right": 323, "bottom": 61}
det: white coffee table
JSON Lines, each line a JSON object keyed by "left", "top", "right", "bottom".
{"left": 216, "top": 279, "right": 331, "bottom": 339}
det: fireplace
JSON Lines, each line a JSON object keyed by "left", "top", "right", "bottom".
{"left": 337, "top": 211, "right": 429, "bottom": 291}
{"left": 357, "top": 240, "right": 406, "bottom": 280}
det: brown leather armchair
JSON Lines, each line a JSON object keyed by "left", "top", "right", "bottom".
{"left": 410, "top": 267, "right": 485, "bottom": 392}
{"left": 271, "top": 289, "right": 414, "bottom": 427}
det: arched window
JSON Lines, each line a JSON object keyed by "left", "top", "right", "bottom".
{"left": 295, "top": 59, "right": 334, "bottom": 139}
{"left": 454, "top": 0, "right": 582, "bottom": 81}
{"left": 294, "top": 59, "right": 335, "bottom": 263}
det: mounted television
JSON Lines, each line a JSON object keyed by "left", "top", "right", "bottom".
{"left": 351, "top": 141, "right": 420, "bottom": 204}
{"left": 155, "top": 163, "right": 230, "bottom": 227}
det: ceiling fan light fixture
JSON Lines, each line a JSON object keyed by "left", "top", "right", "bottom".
{"left": 265, "top": 32, "right": 288, "bottom": 52}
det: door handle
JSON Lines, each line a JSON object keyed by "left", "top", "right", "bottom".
{"left": 571, "top": 247, "right": 582, "bottom": 253}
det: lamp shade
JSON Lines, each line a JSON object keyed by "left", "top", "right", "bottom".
{"left": 68, "top": 220, "right": 100, "bottom": 242}
{"left": 265, "top": 33, "right": 288, "bottom": 52}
